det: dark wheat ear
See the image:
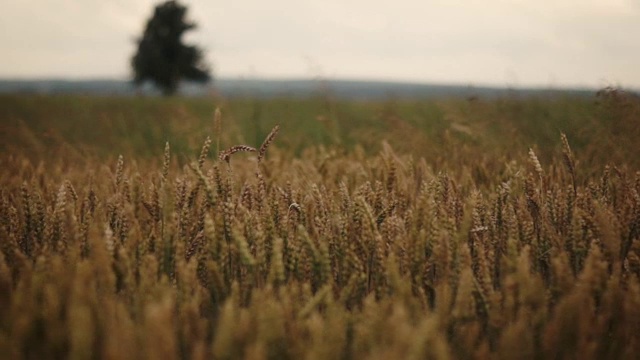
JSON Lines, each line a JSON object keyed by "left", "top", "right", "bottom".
{"left": 560, "top": 133, "right": 577, "bottom": 195}
{"left": 258, "top": 125, "right": 280, "bottom": 163}
{"left": 218, "top": 145, "right": 257, "bottom": 164}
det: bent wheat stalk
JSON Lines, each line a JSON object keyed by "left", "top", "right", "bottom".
{"left": 218, "top": 145, "right": 257, "bottom": 164}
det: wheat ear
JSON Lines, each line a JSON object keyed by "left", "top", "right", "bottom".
{"left": 218, "top": 145, "right": 257, "bottom": 164}
{"left": 213, "top": 107, "right": 222, "bottom": 155}
{"left": 560, "top": 133, "right": 576, "bottom": 196}
{"left": 258, "top": 125, "right": 280, "bottom": 163}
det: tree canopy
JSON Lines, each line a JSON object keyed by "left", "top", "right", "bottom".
{"left": 131, "top": 1, "right": 211, "bottom": 95}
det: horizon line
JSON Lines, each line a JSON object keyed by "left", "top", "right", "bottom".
{"left": 0, "top": 76, "right": 621, "bottom": 92}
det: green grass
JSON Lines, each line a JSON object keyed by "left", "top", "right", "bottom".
{"left": 2, "top": 92, "right": 637, "bottom": 179}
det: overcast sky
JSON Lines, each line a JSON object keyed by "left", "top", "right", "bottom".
{"left": 2, "top": 0, "right": 639, "bottom": 88}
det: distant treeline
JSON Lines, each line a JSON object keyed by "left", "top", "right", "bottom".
{"left": 0, "top": 78, "right": 598, "bottom": 100}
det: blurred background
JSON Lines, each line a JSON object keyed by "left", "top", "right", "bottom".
{"left": 2, "top": 0, "right": 639, "bottom": 95}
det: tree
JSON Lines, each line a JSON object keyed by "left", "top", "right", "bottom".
{"left": 131, "top": 1, "right": 211, "bottom": 95}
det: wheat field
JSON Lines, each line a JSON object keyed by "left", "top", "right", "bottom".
{"left": 1, "top": 90, "right": 639, "bottom": 359}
